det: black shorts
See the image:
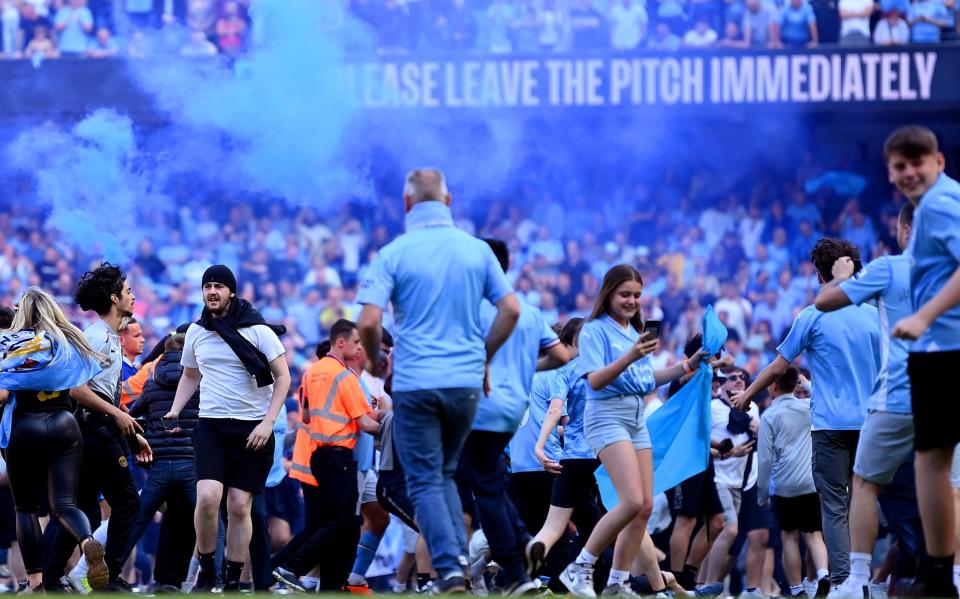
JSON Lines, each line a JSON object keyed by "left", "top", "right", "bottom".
{"left": 738, "top": 485, "right": 772, "bottom": 533}
{"left": 666, "top": 457, "right": 724, "bottom": 518}
{"left": 193, "top": 418, "right": 275, "bottom": 494}
{"left": 909, "top": 351, "right": 960, "bottom": 451}
{"left": 774, "top": 492, "right": 822, "bottom": 533}
{"left": 265, "top": 476, "right": 303, "bottom": 526}
{"left": 551, "top": 458, "right": 601, "bottom": 509}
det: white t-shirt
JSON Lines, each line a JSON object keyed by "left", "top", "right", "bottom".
{"left": 683, "top": 28, "right": 718, "bottom": 46}
{"left": 711, "top": 399, "right": 760, "bottom": 489}
{"left": 840, "top": 0, "right": 872, "bottom": 36}
{"left": 873, "top": 17, "right": 909, "bottom": 44}
{"left": 610, "top": 2, "right": 649, "bottom": 49}
{"left": 182, "top": 323, "right": 285, "bottom": 420}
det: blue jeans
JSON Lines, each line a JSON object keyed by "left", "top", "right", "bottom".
{"left": 393, "top": 388, "right": 480, "bottom": 577}
{"left": 121, "top": 459, "right": 197, "bottom": 584}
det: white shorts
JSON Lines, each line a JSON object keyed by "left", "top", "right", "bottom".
{"left": 716, "top": 485, "right": 742, "bottom": 526}
{"left": 358, "top": 469, "right": 379, "bottom": 505}
{"left": 951, "top": 443, "right": 960, "bottom": 489}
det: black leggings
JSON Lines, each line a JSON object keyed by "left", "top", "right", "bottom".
{"left": 5, "top": 410, "right": 91, "bottom": 574}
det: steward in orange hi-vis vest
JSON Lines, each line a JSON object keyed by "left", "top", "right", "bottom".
{"left": 289, "top": 353, "right": 369, "bottom": 486}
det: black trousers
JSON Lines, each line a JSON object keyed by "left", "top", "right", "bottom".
{"left": 274, "top": 447, "right": 360, "bottom": 588}
{"left": 43, "top": 416, "right": 140, "bottom": 586}
{"left": 5, "top": 410, "right": 92, "bottom": 575}
{"left": 462, "top": 431, "right": 530, "bottom": 587}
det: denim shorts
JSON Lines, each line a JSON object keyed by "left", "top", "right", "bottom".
{"left": 584, "top": 395, "right": 652, "bottom": 455}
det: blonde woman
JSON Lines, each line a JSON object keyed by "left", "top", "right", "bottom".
{"left": 0, "top": 288, "right": 110, "bottom": 592}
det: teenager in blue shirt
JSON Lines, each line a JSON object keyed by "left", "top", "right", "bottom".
{"left": 460, "top": 239, "right": 567, "bottom": 595}
{"left": 885, "top": 126, "right": 960, "bottom": 598}
{"left": 560, "top": 265, "right": 712, "bottom": 598}
{"left": 815, "top": 204, "right": 915, "bottom": 599}
{"left": 733, "top": 239, "right": 881, "bottom": 586}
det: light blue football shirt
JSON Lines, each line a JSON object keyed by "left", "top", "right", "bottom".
{"left": 777, "top": 303, "right": 881, "bottom": 430}
{"left": 357, "top": 201, "right": 514, "bottom": 392}
{"left": 906, "top": 173, "right": 960, "bottom": 352}
{"left": 550, "top": 357, "right": 594, "bottom": 460}
{"left": 578, "top": 315, "right": 656, "bottom": 401}
{"left": 840, "top": 255, "right": 912, "bottom": 413}
{"left": 509, "top": 371, "right": 563, "bottom": 473}
{"left": 473, "top": 298, "right": 559, "bottom": 433}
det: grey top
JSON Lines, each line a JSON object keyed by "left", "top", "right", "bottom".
{"left": 757, "top": 393, "right": 816, "bottom": 504}
{"left": 376, "top": 410, "right": 396, "bottom": 472}
{"left": 84, "top": 319, "right": 122, "bottom": 406}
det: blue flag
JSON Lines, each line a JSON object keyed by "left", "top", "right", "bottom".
{"left": 0, "top": 331, "right": 103, "bottom": 448}
{"left": 596, "top": 306, "right": 728, "bottom": 506}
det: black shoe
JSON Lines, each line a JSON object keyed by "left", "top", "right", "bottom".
{"left": 525, "top": 539, "right": 547, "bottom": 577}
{"left": 107, "top": 577, "right": 135, "bottom": 593}
{"left": 154, "top": 584, "right": 182, "bottom": 594}
{"left": 816, "top": 579, "right": 832, "bottom": 597}
{"left": 194, "top": 569, "right": 218, "bottom": 593}
{"left": 906, "top": 577, "right": 958, "bottom": 598}
{"left": 271, "top": 569, "right": 306, "bottom": 593}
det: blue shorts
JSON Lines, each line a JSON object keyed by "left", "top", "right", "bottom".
{"left": 584, "top": 395, "right": 651, "bottom": 455}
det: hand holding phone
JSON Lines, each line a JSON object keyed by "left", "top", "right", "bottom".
{"left": 643, "top": 319, "right": 661, "bottom": 340}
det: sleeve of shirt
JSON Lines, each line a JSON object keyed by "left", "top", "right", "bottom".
{"left": 255, "top": 326, "right": 285, "bottom": 363}
{"left": 482, "top": 245, "right": 514, "bottom": 304}
{"left": 756, "top": 413, "right": 774, "bottom": 505}
{"left": 356, "top": 251, "right": 395, "bottom": 309}
{"left": 54, "top": 10, "right": 67, "bottom": 25}
{"left": 341, "top": 376, "right": 372, "bottom": 421}
{"left": 928, "top": 198, "right": 960, "bottom": 261}
{"left": 777, "top": 307, "right": 815, "bottom": 362}
{"left": 576, "top": 321, "right": 607, "bottom": 378}
{"left": 806, "top": 5, "right": 817, "bottom": 23}
{"left": 839, "top": 256, "right": 891, "bottom": 306}
{"left": 548, "top": 364, "right": 573, "bottom": 402}
{"left": 539, "top": 314, "right": 560, "bottom": 350}
{"left": 181, "top": 325, "right": 199, "bottom": 369}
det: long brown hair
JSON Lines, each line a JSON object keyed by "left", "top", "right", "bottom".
{"left": 589, "top": 264, "right": 644, "bottom": 333}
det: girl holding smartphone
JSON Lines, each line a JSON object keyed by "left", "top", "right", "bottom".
{"left": 560, "top": 265, "right": 710, "bottom": 598}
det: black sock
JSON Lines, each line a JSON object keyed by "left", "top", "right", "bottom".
{"left": 677, "top": 565, "right": 698, "bottom": 589}
{"left": 417, "top": 573, "right": 432, "bottom": 591}
{"left": 225, "top": 560, "right": 244, "bottom": 589}
{"left": 197, "top": 552, "right": 216, "bottom": 585}
{"left": 920, "top": 554, "right": 955, "bottom": 587}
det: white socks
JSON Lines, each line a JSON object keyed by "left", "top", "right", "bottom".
{"left": 607, "top": 569, "right": 630, "bottom": 587}
{"left": 848, "top": 552, "right": 871, "bottom": 584}
{"left": 576, "top": 548, "right": 598, "bottom": 565}
{"left": 817, "top": 568, "right": 830, "bottom": 581}
{"left": 953, "top": 564, "right": 959, "bottom": 598}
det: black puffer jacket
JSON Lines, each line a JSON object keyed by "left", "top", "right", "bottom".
{"left": 129, "top": 351, "right": 200, "bottom": 462}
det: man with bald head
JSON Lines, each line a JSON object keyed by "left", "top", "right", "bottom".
{"left": 358, "top": 168, "right": 521, "bottom": 593}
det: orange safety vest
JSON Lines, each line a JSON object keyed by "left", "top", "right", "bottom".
{"left": 288, "top": 355, "right": 369, "bottom": 486}
{"left": 120, "top": 358, "right": 157, "bottom": 408}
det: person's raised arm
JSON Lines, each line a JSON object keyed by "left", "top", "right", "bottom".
{"left": 732, "top": 354, "right": 790, "bottom": 410}
{"left": 586, "top": 333, "right": 657, "bottom": 391}
{"left": 894, "top": 267, "right": 960, "bottom": 340}
{"left": 536, "top": 343, "right": 570, "bottom": 372}
{"left": 358, "top": 304, "right": 384, "bottom": 373}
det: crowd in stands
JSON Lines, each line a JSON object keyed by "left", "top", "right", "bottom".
{"left": 0, "top": 0, "right": 957, "bottom": 62}
{"left": 0, "top": 140, "right": 911, "bottom": 392}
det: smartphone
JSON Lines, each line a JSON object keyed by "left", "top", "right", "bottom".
{"left": 643, "top": 320, "right": 661, "bottom": 340}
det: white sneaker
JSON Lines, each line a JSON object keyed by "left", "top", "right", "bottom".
{"left": 601, "top": 582, "right": 642, "bottom": 598}
{"left": 827, "top": 579, "right": 867, "bottom": 599}
{"left": 738, "top": 589, "right": 766, "bottom": 599}
{"left": 802, "top": 580, "right": 818, "bottom": 599}
{"left": 66, "top": 572, "right": 92, "bottom": 595}
{"left": 560, "top": 562, "right": 597, "bottom": 599}
{"left": 867, "top": 581, "right": 888, "bottom": 599}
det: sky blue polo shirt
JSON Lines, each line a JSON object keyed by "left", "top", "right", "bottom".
{"left": 777, "top": 303, "right": 881, "bottom": 430}
{"left": 357, "top": 201, "right": 514, "bottom": 392}
{"left": 578, "top": 314, "right": 656, "bottom": 401}
{"left": 473, "top": 298, "right": 559, "bottom": 433}
{"left": 840, "top": 255, "right": 912, "bottom": 413}
{"left": 906, "top": 173, "right": 960, "bottom": 352}
{"left": 509, "top": 370, "right": 563, "bottom": 473}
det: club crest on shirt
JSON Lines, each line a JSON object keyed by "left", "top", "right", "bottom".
{"left": 119, "top": 456, "right": 128, "bottom": 468}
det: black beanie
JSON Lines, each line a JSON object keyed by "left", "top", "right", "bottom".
{"left": 202, "top": 265, "right": 237, "bottom": 294}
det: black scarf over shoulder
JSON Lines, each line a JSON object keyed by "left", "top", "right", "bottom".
{"left": 198, "top": 298, "right": 286, "bottom": 388}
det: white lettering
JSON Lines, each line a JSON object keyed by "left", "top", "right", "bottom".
{"left": 914, "top": 52, "right": 937, "bottom": 99}
{"left": 587, "top": 59, "right": 604, "bottom": 105}
{"left": 861, "top": 53, "right": 880, "bottom": 100}
{"left": 809, "top": 54, "right": 831, "bottom": 102}
{"left": 791, "top": 55, "right": 809, "bottom": 102}
{"left": 610, "top": 58, "right": 631, "bottom": 105}
{"left": 661, "top": 58, "right": 681, "bottom": 104}
{"left": 757, "top": 56, "right": 789, "bottom": 101}
{"left": 842, "top": 54, "right": 864, "bottom": 101}
{"left": 880, "top": 53, "right": 898, "bottom": 100}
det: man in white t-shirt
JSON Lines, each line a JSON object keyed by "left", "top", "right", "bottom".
{"left": 872, "top": 9, "right": 909, "bottom": 44}
{"left": 683, "top": 18, "right": 719, "bottom": 46}
{"left": 166, "top": 265, "right": 290, "bottom": 592}
{"left": 609, "top": 0, "right": 649, "bottom": 49}
{"left": 839, "top": 0, "right": 873, "bottom": 44}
